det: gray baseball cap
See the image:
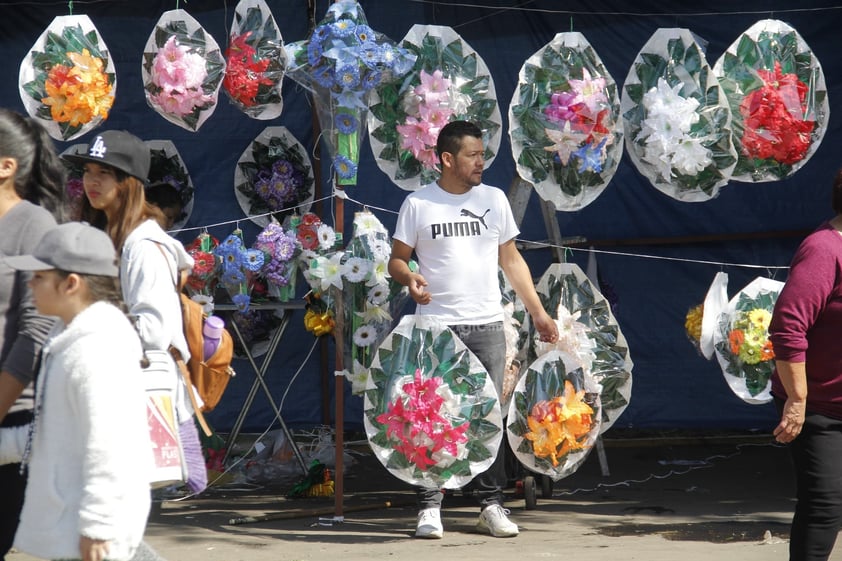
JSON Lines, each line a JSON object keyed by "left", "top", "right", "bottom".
{"left": 4, "top": 222, "right": 119, "bottom": 277}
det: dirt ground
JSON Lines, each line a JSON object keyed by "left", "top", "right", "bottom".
{"left": 9, "top": 432, "right": 842, "bottom": 561}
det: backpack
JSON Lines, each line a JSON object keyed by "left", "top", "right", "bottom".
{"left": 154, "top": 244, "right": 235, "bottom": 435}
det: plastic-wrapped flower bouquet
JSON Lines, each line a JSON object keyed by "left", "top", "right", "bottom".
{"left": 142, "top": 9, "right": 225, "bottom": 131}
{"left": 713, "top": 276, "right": 783, "bottom": 404}
{"left": 223, "top": 0, "right": 285, "bottom": 120}
{"left": 146, "top": 140, "right": 194, "bottom": 229}
{"left": 368, "top": 24, "right": 501, "bottom": 191}
{"left": 213, "top": 228, "right": 265, "bottom": 312}
{"left": 364, "top": 315, "right": 502, "bottom": 489}
{"left": 622, "top": 28, "right": 737, "bottom": 202}
{"left": 252, "top": 221, "right": 300, "bottom": 301}
{"left": 340, "top": 211, "right": 412, "bottom": 395}
{"left": 235, "top": 126, "right": 314, "bottom": 226}
{"left": 713, "top": 19, "right": 829, "bottom": 182}
{"left": 284, "top": 0, "right": 415, "bottom": 185}
{"left": 507, "top": 350, "right": 601, "bottom": 480}
{"left": 518, "top": 263, "right": 632, "bottom": 433}
{"left": 509, "top": 32, "right": 622, "bottom": 211}
{"left": 19, "top": 15, "right": 115, "bottom": 141}
{"left": 184, "top": 232, "right": 220, "bottom": 313}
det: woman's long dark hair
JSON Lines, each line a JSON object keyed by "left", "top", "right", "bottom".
{"left": 0, "top": 109, "right": 67, "bottom": 222}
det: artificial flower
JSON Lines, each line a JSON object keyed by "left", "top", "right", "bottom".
{"left": 509, "top": 32, "right": 622, "bottom": 211}
{"left": 369, "top": 24, "right": 500, "bottom": 191}
{"left": 222, "top": 0, "right": 285, "bottom": 119}
{"left": 184, "top": 232, "right": 220, "bottom": 297}
{"left": 516, "top": 263, "right": 632, "bottom": 433}
{"left": 507, "top": 351, "right": 601, "bottom": 479}
{"left": 366, "top": 315, "right": 502, "bottom": 489}
{"left": 713, "top": 277, "right": 783, "bottom": 404}
{"left": 214, "top": 229, "right": 257, "bottom": 311}
{"left": 284, "top": 0, "right": 415, "bottom": 185}
{"left": 253, "top": 221, "right": 300, "bottom": 301}
{"left": 713, "top": 19, "right": 828, "bottom": 182}
{"left": 685, "top": 303, "right": 704, "bottom": 356}
{"left": 235, "top": 126, "right": 314, "bottom": 226}
{"left": 142, "top": 10, "right": 225, "bottom": 131}
{"left": 303, "top": 291, "right": 334, "bottom": 336}
{"left": 19, "top": 15, "right": 116, "bottom": 140}
{"left": 621, "top": 28, "right": 737, "bottom": 202}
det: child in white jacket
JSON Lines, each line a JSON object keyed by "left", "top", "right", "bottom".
{"left": 1, "top": 222, "right": 151, "bottom": 561}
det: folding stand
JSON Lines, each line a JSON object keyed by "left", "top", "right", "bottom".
{"left": 215, "top": 300, "right": 309, "bottom": 473}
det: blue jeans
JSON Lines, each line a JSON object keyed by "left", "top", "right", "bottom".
{"left": 786, "top": 408, "right": 842, "bottom": 561}
{"left": 418, "top": 322, "right": 506, "bottom": 510}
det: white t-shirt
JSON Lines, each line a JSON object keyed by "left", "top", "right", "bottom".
{"left": 393, "top": 182, "right": 519, "bottom": 324}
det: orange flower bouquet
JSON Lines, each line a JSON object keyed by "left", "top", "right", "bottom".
{"left": 19, "top": 15, "right": 116, "bottom": 141}
{"left": 507, "top": 350, "right": 601, "bottom": 480}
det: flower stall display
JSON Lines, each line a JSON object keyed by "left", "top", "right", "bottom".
{"left": 367, "top": 24, "right": 501, "bottom": 191}
{"left": 284, "top": 0, "right": 415, "bottom": 186}
{"left": 341, "top": 211, "right": 412, "bottom": 395}
{"left": 509, "top": 32, "right": 622, "bottom": 211}
{"left": 295, "top": 212, "right": 341, "bottom": 305}
{"left": 19, "top": 15, "right": 115, "bottom": 141}
{"left": 213, "top": 228, "right": 265, "bottom": 312}
{"left": 223, "top": 0, "right": 285, "bottom": 120}
{"left": 364, "top": 314, "right": 503, "bottom": 489}
{"left": 621, "top": 28, "right": 737, "bottom": 202}
{"left": 507, "top": 350, "right": 601, "bottom": 480}
{"left": 146, "top": 140, "right": 194, "bottom": 230}
{"left": 142, "top": 9, "right": 226, "bottom": 131}
{"left": 713, "top": 276, "right": 783, "bottom": 404}
{"left": 516, "top": 263, "right": 632, "bottom": 433}
{"left": 252, "top": 220, "right": 300, "bottom": 301}
{"left": 713, "top": 19, "right": 828, "bottom": 182}
{"left": 234, "top": 126, "right": 315, "bottom": 227}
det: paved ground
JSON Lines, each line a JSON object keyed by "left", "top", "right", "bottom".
{"left": 10, "top": 433, "right": 842, "bottom": 561}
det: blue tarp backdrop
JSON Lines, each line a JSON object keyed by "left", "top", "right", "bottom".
{"left": 2, "top": 0, "right": 840, "bottom": 433}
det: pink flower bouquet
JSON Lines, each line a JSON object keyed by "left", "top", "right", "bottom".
{"left": 19, "top": 15, "right": 116, "bottom": 141}
{"left": 368, "top": 24, "right": 501, "bottom": 191}
{"left": 364, "top": 315, "right": 503, "bottom": 489}
{"left": 142, "top": 9, "right": 225, "bottom": 131}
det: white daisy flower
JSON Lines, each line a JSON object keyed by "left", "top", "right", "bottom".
{"left": 342, "top": 256, "right": 371, "bottom": 283}
{"left": 353, "top": 324, "right": 378, "bottom": 347}
{"left": 367, "top": 283, "right": 389, "bottom": 305}
{"left": 317, "top": 223, "right": 336, "bottom": 251}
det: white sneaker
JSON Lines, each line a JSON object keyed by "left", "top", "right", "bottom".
{"left": 476, "top": 504, "right": 519, "bottom": 537}
{"left": 415, "top": 508, "right": 443, "bottom": 539}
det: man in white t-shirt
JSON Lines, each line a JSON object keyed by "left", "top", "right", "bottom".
{"left": 389, "top": 121, "right": 558, "bottom": 539}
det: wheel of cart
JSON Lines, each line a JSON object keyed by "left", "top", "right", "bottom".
{"left": 507, "top": 439, "right": 554, "bottom": 509}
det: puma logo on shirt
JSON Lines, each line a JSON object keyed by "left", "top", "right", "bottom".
{"left": 430, "top": 208, "right": 491, "bottom": 239}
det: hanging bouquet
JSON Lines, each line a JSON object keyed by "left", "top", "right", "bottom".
{"left": 364, "top": 315, "right": 502, "bottom": 489}
{"left": 146, "top": 140, "right": 194, "bottom": 229}
{"left": 713, "top": 19, "right": 828, "bottom": 182}
{"left": 184, "top": 232, "right": 220, "bottom": 311}
{"left": 621, "top": 28, "right": 737, "bottom": 202}
{"left": 284, "top": 0, "right": 415, "bottom": 185}
{"left": 341, "top": 211, "right": 412, "bottom": 395}
{"left": 517, "top": 263, "right": 633, "bottom": 433}
{"left": 295, "top": 212, "right": 342, "bottom": 304}
{"left": 507, "top": 351, "right": 601, "bottom": 480}
{"left": 142, "top": 9, "right": 225, "bottom": 131}
{"left": 509, "top": 32, "right": 622, "bottom": 211}
{"left": 685, "top": 303, "right": 704, "bottom": 356}
{"left": 59, "top": 143, "right": 87, "bottom": 220}
{"left": 223, "top": 0, "right": 285, "bottom": 120}
{"left": 368, "top": 24, "right": 501, "bottom": 191}
{"left": 213, "top": 228, "right": 265, "bottom": 312}
{"left": 235, "top": 126, "right": 314, "bottom": 227}
{"left": 19, "top": 15, "right": 115, "bottom": 141}
{"left": 252, "top": 221, "right": 300, "bottom": 301}
{"left": 713, "top": 277, "right": 783, "bottom": 404}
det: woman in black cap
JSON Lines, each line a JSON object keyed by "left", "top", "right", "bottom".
{"left": 0, "top": 108, "right": 66, "bottom": 561}
{"left": 63, "top": 130, "right": 207, "bottom": 496}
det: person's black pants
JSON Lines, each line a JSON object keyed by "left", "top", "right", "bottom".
{"left": 788, "top": 411, "right": 842, "bottom": 561}
{"left": 0, "top": 462, "right": 25, "bottom": 560}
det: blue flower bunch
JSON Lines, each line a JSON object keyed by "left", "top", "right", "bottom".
{"left": 214, "top": 229, "right": 265, "bottom": 311}
{"left": 284, "top": 0, "right": 415, "bottom": 185}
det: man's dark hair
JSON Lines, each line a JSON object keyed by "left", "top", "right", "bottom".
{"left": 833, "top": 169, "right": 842, "bottom": 214}
{"left": 436, "top": 121, "right": 483, "bottom": 158}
